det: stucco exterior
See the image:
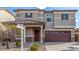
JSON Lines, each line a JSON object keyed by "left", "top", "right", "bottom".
{"left": 5, "top": 8, "right": 77, "bottom": 42}
{"left": 53, "top": 11, "right": 76, "bottom": 28}
{"left": 15, "top": 10, "right": 76, "bottom": 29}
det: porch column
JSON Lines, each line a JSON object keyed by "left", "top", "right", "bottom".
{"left": 21, "top": 25, "right": 24, "bottom": 51}
{"left": 71, "top": 29, "right": 75, "bottom": 42}
{"left": 24, "top": 26, "right": 26, "bottom": 43}
{"left": 40, "top": 26, "right": 43, "bottom": 44}
{"left": 16, "top": 24, "right": 24, "bottom": 51}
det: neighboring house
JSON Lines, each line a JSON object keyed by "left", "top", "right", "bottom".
{"left": 3, "top": 7, "right": 77, "bottom": 42}
{"left": 75, "top": 28, "right": 79, "bottom": 42}
{"left": 0, "top": 9, "right": 15, "bottom": 30}
{"left": 0, "top": 9, "right": 15, "bottom": 22}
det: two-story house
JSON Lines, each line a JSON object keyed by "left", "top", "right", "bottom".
{"left": 3, "top": 7, "right": 77, "bottom": 43}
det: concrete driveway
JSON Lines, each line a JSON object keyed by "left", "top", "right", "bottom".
{"left": 45, "top": 42, "right": 79, "bottom": 51}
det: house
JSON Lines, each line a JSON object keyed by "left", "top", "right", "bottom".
{"left": 0, "top": 9, "right": 15, "bottom": 30}
{"left": 0, "top": 9, "right": 15, "bottom": 22}
{"left": 2, "top": 7, "right": 77, "bottom": 42}
{"left": 75, "top": 28, "right": 79, "bottom": 42}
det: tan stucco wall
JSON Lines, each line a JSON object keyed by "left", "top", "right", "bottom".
{"left": 15, "top": 10, "right": 76, "bottom": 29}
{"left": 53, "top": 11, "right": 76, "bottom": 28}
{"left": 75, "top": 30, "right": 79, "bottom": 42}
{"left": 53, "top": 11, "right": 76, "bottom": 14}
{"left": 16, "top": 10, "right": 45, "bottom": 22}
{"left": 26, "top": 27, "right": 34, "bottom": 37}
{"left": 16, "top": 13, "right": 38, "bottom": 20}
{"left": 16, "top": 10, "right": 44, "bottom": 21}
{"left": 38, "top": 13, "right": 44, "bottom": 21}
{"left": 45, "top": 23, "right": 53, "bottom": 29}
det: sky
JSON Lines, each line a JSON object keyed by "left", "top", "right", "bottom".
{"left": 0, "top": 0, "right": 79, "bottom": 28}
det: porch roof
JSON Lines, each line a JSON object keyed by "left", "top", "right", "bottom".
{"left": 2, "top": 20, "right": 45, "bottom": 25}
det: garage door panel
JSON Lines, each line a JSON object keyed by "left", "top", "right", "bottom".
{"left": 45, "top": 31, "right": 71, "bottom": 42}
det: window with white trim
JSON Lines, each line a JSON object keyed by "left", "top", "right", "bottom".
{"left": 25, "top": 13, "right": 32, "bottom": 18}
{"left": 47, "top": 18, "right": 51, "bottom": 22}
{"left": 62, "top": 13, "right": 68, "bottom": 20}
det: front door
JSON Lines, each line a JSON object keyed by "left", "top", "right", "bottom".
{"left": 34, "top": 30, "right": 40, "bottom": 41}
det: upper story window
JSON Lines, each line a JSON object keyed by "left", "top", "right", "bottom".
{"left": 62, "top": 13, "right": 68, "bottom": 20}
{"left": 47, "top": 18, "right": 51, "bottom": 22}
{"left": 25, "top": 13, "right": 32, "bottom": 18}
{"left": 45, "top": 13, "right": 52, "bottom": 22}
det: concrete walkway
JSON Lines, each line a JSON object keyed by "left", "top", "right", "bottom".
{"left": 45, "top": 42, "right": 79, "bottom": 51}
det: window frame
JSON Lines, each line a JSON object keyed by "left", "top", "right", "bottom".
{"left": 46, "top": 18, "right": 51, "bottom": 22}
{"left": 62, "top": 13, "right": 68, "bottom": 20}
{"left": 25, "top": 13, "right": 32, "bottom": 18}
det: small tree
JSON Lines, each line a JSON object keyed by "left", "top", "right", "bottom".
{"left": 4, "top": 24, "right": 20, "bottom": 49}
{"left": 0, "top": 23, "right": 20, "bottom": 49}
{"left": 0, "top": 27, "right": 15, "bottom": 49}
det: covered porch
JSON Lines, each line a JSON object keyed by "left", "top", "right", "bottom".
{"left": 2, "top": 20, "right": 45, "bottom": 44}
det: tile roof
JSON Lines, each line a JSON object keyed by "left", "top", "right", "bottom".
{"left": 45, "top": 7, "right": 78, "bottom": 11}
{"left": 2, "top": 20, "right": 45, "bottom": 25}
{"left": 14, "top": 7, "right": 78, "bottom": 12}
{"left": 14, "top": 7, "right": 39, "bottom": 11}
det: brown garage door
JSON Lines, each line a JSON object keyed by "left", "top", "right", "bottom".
{"left": 45, "top": 31, "right": 71, "bottom": 42}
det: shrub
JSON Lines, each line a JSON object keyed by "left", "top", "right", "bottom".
{"left": 16, "top": 41, "right": 21, "bottom": 47}
{"left": 30, "top": 43, "right": 40, "bottom": 51}
{"left": 30, "top": 45, "right": 38, "bottom": 51}
{"left": 2, "top": 42, "right": 6, "bottom": 46}
{"left": 32, "top": 43, "right": 40, "bottom": 47}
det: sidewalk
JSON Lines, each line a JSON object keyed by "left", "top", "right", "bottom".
{"left": 45, "top": 42, "right": 79, "bottom": 51}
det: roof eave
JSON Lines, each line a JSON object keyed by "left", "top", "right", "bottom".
{"left": 53, "top": 10, "right": 78, "bottom": 12}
